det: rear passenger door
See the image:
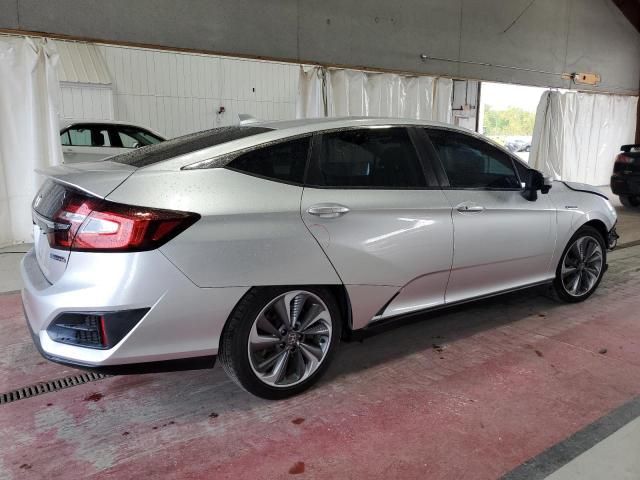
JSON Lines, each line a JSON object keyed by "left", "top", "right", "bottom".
{"left": 301, "top": 126, "right": 454, "bottom": 322}
{"left": 423, "top": 128, "right": 556, "bottom": 303}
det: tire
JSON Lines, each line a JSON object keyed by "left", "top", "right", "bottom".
{"left": 619, "top": 195, "right": 640, "bottom": 208}
{"left": 552, "top": 225, "right": 606, "bottom": 303}
{"left": 219, "top": 286, "right": 341, "bottom": 399}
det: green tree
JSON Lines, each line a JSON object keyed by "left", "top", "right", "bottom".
{"left": 483, "top": 105, "right": 535, "bottom": 136}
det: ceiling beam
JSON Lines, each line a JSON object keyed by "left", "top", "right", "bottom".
{"left": 611, "top": 0, "right": 640, "bottom": 31}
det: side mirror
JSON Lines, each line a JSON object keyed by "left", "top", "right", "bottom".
{"left": 521, "top": 170, "right": 551, "bottom": 201}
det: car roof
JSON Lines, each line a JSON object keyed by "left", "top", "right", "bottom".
{"left": 255, "top": 116, "right": 465, "bottom": 134}
{"left": 108, "top": 116, "right": 528, "bottom": 172}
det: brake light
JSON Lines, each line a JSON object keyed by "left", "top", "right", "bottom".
{"left": 615, "top": 153, "right": 634, "bottom": 164}
{"left": 48, "top": 190, "right": 199, "bottom": 252}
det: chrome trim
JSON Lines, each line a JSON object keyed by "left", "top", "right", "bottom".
{"left": 32, "top": 211, "right": 70, "bottom": 233}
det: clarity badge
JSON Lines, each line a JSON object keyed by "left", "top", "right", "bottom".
{"left": 49, "top": 253, "right": 67, "bottom": 263}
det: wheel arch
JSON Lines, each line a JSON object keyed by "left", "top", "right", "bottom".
{"left": 327, "top": 284, "right": 354, "bottom": 339}
{"left": 218, "top": 283, "right": 353, "bottom": 351}
{"left": 581, "top": 219, "right": 609, "bottom": 244}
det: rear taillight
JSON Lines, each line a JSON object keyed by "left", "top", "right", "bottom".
{"left": 47, "top": 190, "right": 199, "bottom": 252}
{"left": 615, "top": 153, "right": 634, "bottom": 165}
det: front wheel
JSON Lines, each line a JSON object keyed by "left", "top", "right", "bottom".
{"left": 219, "top": 286, "right": 341, "bottom": 399}
{"left": 552, "top": 226, "right": 606, "bottom": 303}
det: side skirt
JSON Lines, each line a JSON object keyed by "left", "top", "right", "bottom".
{"left": 360, "top": 278, "right": 554, "bottom": 333}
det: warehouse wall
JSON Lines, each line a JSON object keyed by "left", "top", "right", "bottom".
{"left": 1, "top": 0, "right": 639, "bottom": 95}
{"left": 59, "top": 84, "right": 114, "bottom": 121}
{"left": 57, "top": 41, "right": 299, "bottom": 138}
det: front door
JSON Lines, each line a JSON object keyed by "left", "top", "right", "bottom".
{"left": 424, "top": 128, "right": 556, "bottom": 303}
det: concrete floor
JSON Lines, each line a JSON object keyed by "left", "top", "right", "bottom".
{"left": 1, "top": 209, "right": 640, "bottom": 479}
{"left": 546, "top": 416, "right": 640, "bottom": 480}
{"left": 0, "top": 243, "right": 30, "bottom": 293}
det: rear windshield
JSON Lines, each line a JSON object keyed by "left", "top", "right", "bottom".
{"left": 108, "top": 126, "right": 272, "bottom": 168}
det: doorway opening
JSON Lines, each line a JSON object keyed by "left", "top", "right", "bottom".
{"left": 478, "top": 82, "right": 547, "bottom": 163}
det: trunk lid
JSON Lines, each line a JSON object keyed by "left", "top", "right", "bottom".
{"left": 32, "top": 161, "right": 137, "bottom": 283}
{"left": 36, "top": 160, "right": 137, "bottom": 198}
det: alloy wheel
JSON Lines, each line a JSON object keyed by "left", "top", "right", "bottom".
{"left": 561, "top": 236, "right": 604, "bottom": 297}
{"left": 247, "top": 290, "right": 333, "bottom": 387}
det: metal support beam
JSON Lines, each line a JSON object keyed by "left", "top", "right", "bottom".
{"left": 611, "top": 0, "right": 640, "bottom": 32}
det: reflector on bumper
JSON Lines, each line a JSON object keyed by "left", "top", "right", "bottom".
{"left": 47, "top": 309, "right": 149, "bottom": 349}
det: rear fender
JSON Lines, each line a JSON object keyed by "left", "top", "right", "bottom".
{"left": 107, "top": 168, "right": 342, "bottom": 287}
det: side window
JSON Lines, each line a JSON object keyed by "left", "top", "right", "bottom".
{"left": 227, "top": 137, "right": 310, "bottom": 184}
{"left": 427, "top": 130, "right": 520, "bottom": 189}
{"left": 68, "top": 126, "right": 111, "bottom": 147}
{"left": 60, "top": 130, "right": 71, "bottom": 146}
{"left": 308, "top": 128, "right": 426, "bottom": 188}
{"left": 117, "top": 127, "right": 163, "bottom": 148}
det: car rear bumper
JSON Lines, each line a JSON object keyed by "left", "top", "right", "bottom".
{"left": 24, "top": 310, "right": 216, "bottom": 374}
{"left": 611, "top": 174, "right": 640, "bottom": 196}
{"left": 21, "top": 248, "right": 248, "bottom": 369}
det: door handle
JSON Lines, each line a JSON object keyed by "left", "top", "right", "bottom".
{"left": 307, "top": 204, "right": 350, "bottom": 218}
{"left": 456, "top": 203, "right": 485, "bottom": 213}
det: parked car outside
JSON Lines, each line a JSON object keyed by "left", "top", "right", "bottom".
{"left": 610, "top": 144, "right": 640, "bottom": 208}
{"left": 515, "top": 143, "right": 531, "bottom": 163}
{"left": 60, "top": 120, "right": 165, "bottom": 163}
{"left": 23, "top": 117, "right": 618, "bottom": 399}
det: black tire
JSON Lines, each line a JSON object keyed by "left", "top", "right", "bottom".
{"left": 619, "top": 195, "right": 640, "bottom": 208}
{"left": 219, "top": 286, "right": 341, "bottom": 399}
{"left": 552, "top": 225, "right": 606, "bottom": 303}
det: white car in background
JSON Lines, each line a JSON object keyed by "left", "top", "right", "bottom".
{"left": 60, "top": 120, "right": 165, "bottom": 163}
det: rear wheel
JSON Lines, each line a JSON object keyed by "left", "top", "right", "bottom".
{"left": 552, "top": 226, "right": 606, "bottom": 303}
{"left": 619, "top": 195, "right": 640, "bottom": 208}
{"left": 219, "top": 286, "right": 341, "bottom": 399}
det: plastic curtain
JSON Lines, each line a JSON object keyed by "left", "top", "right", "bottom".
{"left": 0, "top": 36, "right": 63, "bottom": 247}
{"left": 296, "top": 66, "right": 453, "bottom": 124}
{"left": 295, "top": 65, "right": 327, "bottom": 118}
{"left": 530, "top": 90, "right": 638, "bottom": 185}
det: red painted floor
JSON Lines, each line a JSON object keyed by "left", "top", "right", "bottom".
{"left": 1, "top": 247, "right": 640, "bottom": 479}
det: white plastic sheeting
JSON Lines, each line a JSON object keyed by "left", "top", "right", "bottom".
{"left": 296, "top": 66, "right": 327, "bottom": 118}
{"left": 296, "top": 66, "right": 453, "bottom": 124}
{"left": 0, "top": 37, "right": 63, "bottom": 247}
{"left": 530, "top": 91, "right": 638, "bottom": 186}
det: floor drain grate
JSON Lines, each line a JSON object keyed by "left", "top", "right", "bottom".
{"left": 0, "top": 372, "right": 109, "bottom": 405}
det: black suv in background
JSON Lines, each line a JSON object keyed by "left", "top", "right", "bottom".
{"left": 611, "top": 144, "right": 640, "bottom": 208}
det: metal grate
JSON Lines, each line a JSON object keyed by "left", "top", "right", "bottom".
{"left": 0, "top": 372, "right": 108, "bottom": 405}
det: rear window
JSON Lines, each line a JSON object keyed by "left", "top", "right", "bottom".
{"left": 226, "top": 137, "right": 310, "bottom": 185}
{"left": 33, "top": 180, "right": 73, "bottom": 219}
{"left": 109, "top": 126, "right": 272, "bottom": 168}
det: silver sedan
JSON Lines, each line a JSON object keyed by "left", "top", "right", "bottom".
{"left": 22, "top": 118, "right": 618, "bottom": 399}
